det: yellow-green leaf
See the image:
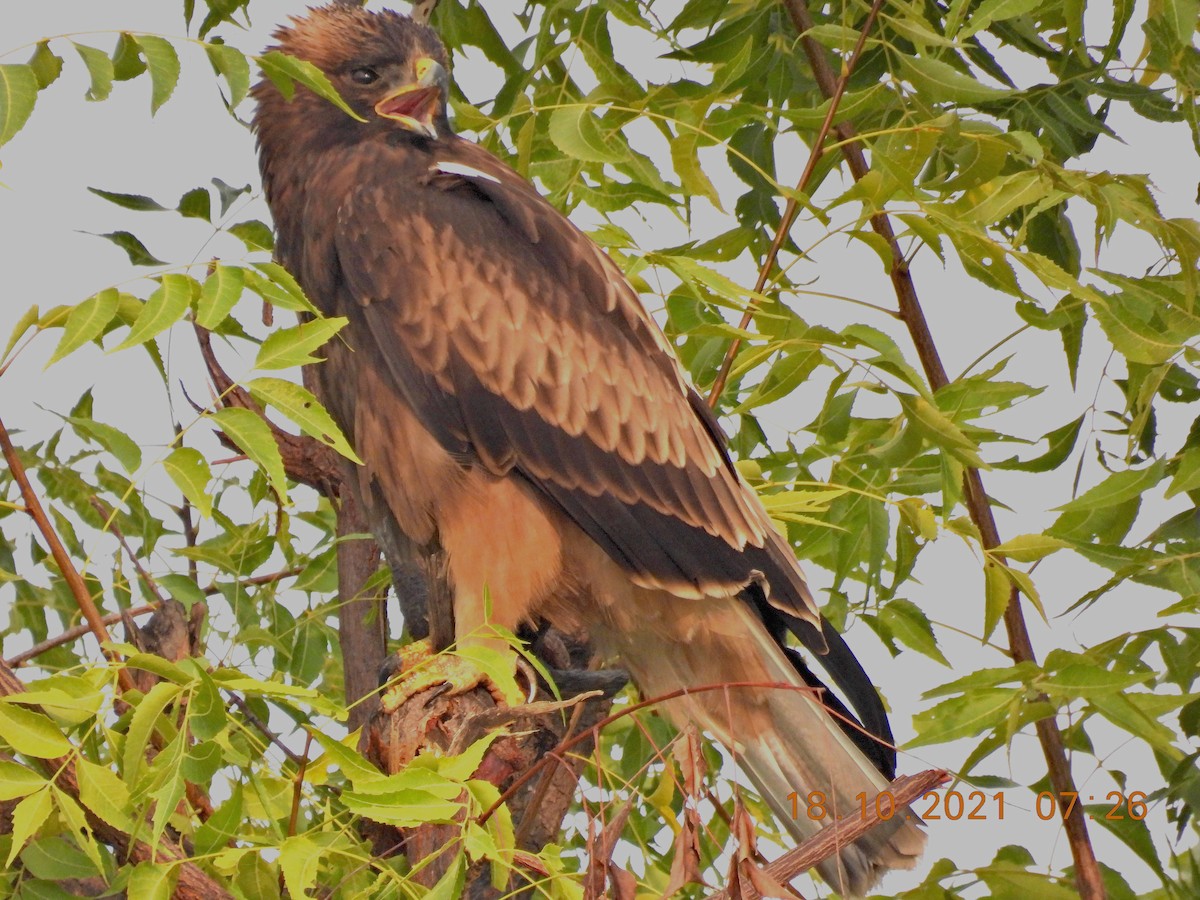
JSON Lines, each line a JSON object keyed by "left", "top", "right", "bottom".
{"left": 114, "top": 274, "right": 198, "bottom": 351}
{"left": 196, "top": 264, "right": 245, "bottom": 329}
{"left": 205, "top": 43, "right": 250, "bottom": 108}
{"left": 255, "top": 50, "right": 364, "bottom": 121}
{"left": 548, "top": 104, "right": 629, "bottom": 164}
{"left": 208, "top": 406, "right": 288, "bottom": 502}
{"left": 76, "top": 758, "right": 135, "bottom": 834}
{"left": 6, "top": 789, "right": 52, "bottom": 866}
{"left": 0, "top": 703, "right": 72, "bottom": 758}
{"left": 134, "top": 35, "right": 179, "bottom": 114}
{"left": 48, "top": 289, "right": 119, "bottom": 365}
{"left": 245, "top": 376, "right": 361, "bottom": 463}
{"left": 254, "top": 317, "right": 347, "bottom": 370}
{"left": 0, "top": 64, "right": 38, "bottom": 147}
{"left": 72, "top": 43, "right": 113, "bottom": 102}
{"left": 990, "top": 533, "right": 1071, "bottom": 563}
{"left": 163, "top": 446, "right": 213, "bottom": 517}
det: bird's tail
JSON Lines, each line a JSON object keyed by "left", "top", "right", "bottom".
{"left": 595, "top": 594, "right": 926, "bottom": 897}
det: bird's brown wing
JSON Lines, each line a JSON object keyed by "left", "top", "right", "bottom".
{"left": 331, "top": 138, "right": 818, "bottom": 623}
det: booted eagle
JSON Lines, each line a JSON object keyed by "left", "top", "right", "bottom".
{"left": 252, "top": 5, "right": 925, "bottom": 894}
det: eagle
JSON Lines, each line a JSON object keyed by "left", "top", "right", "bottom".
{"left": 251, "top": 5, "right": 925, "bottom": 894}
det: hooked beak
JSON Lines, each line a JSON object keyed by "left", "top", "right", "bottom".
{"left": 374, "top": 57, "right": 448, "bottom": 139}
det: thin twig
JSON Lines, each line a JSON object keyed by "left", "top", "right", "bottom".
{"left": 777, "top": 2, "right": 1104, "bottom": 896}
{"left": 5, "top": 605, "right": 156, "bottom": 668}
{"left": 706, "top": 0, "right": 887, "bottom": 407}
{"left": 227, "top": 692, "right": 307, "bottom": 767}
{"left": 288, "top": 732, "right": 314, "bottom": 837}
{"left": 0, "top": 417, "right": 136, "bottom": 694}
{"left": 89, "top": 498, "right": 169, "bottom": 605}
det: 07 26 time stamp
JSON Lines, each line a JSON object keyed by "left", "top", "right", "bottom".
{"left": 787, "top": 789, "right": 1150, "bottom": 823}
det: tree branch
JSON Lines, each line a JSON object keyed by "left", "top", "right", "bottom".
{"left": 0, "top": 417, "right": 136, "bottom": 695}
{"left": 776, "top": 2, "right": 1104, "bottom": 896}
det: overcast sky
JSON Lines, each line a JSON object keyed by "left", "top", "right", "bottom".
{"left": 2, "top": 2, "right": 1198, "bottom": 894}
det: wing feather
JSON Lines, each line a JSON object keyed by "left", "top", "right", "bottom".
{"left": 333, "top": 138, "right": 817, "bottom": 623}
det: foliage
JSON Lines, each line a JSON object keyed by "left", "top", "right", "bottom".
{"left": 1, "top": 0, "right": 1199, "bottom": 896}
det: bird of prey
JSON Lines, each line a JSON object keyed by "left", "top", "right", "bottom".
{"left": 251, "top": 6, "right": 925, "bottom": 894}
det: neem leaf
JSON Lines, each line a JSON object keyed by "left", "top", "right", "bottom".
{"left": 255, "top": 50, "right": 364, "bottom": 121}
{"left": 48, "top": 288, "right": 120, "bottom": 365}
{"left": 901, "top": 55, "right": 1012, "bottom": 106}
{"left": 114, "top": 274, "right": 198, "bottom": 351}
{"left": 227, "top": 219, "right": 274, "bottom": 252}
{"left": 6, "top": 789, "right": 52, "bottom": 867}
{"left": 196, "top": 264, "right": 245, "bottom": 329}
{"left": 88, "top": 186, "right": 167, "bottom": 212}
{"left": 177, "top": 186, "right": 212, "bottom": 221}
{"left": 135, "top": 35, "right": 180, "bottom": 114}
{"left": 205, "top": 42, "right": 250, "bottom": 109}
{"left": 72, "top": 43, "right": 113, "bottom": 102}
{"left": 208, "top": 406, "right": 288, "bottom": 502}
{"left": 111, "top": 33, "right": 146, "bottom": 82}
{"left": 245, "top": 376, "right": 361, "bottom": 463}
{"left": 1054, "top": 461, "right": 1166, "bottom": 513}
{"left": 548, "top": 104, "right": 629, "bottom": 164}
{"left": 254, "top": 317, "right": 347, "bottom": 370}
{"left": 92, "top": 230, "right": 167, "bottom": 266}
{"left": 27, "top": 43, "right": 63, "bottom": 90}
{"left": 68, "top": 416, "right": 142, "bottom": 473}
{"left": 0, "top": 703, "right": 72, "bottom": 758}
{"left": 990, "top": 533, "right": 1071, "bottom": 563}
{"left": 212, "top": 178, "right": 251, "bottom": 216}
{"left": 0, "top": 64, "right": 38, "bottom": 148}
{"left": 163, "top": 447, "right": 213, "bottom": 517}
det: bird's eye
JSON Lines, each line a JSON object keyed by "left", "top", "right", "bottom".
{"left": 350, "top": 67, "right": 379, "bottom": 85}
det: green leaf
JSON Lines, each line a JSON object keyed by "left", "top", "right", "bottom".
{"left": 0, "top": 64, "right": 39, "bottom": 148}
{"left": 134, "top": 35, "right": 180, "bottom": 113}
{"left": 76, "top": 758, "right": 135, "bottom": 834}
{"left": 48, "top": 288, "right": 120, "bottom": 365}
{"left": 548, "top": 104, "right": 629, "bottom": 164}
{"left": 163, "top": 447, "right": 213, "bottom": 517}
{"left": 0, "top": 703, "right": 72, "bottom": 758}
{"left": 251, "top": 263, "right": 318, "bottom": 313}
{"left": 3, "top": 304, "right": 40, "bottom": 363}
{"left": 73, "top": 43, "right": 114, "bottom": 102}
{"left": 909, "top": 689, "right": 1020, "bottom": 747}
{"left": 88, "top": 186, "right": 167, "bottom": 211}
{"left": 122, "top": 680, "right": 182, "bottom": 781}
{"left": 227, "top": 220, "right": 275, "bottom": 252}
{"left": 897, "top": 392, "right": 987, "bottom": 468}
{"left": 93, "top": 230, "right": 167, "bottom": 266}
{"left": 20, "top": 837, "right": 101, "bottom": 881}
{"left": 0, "top": 759, "right": 46, "bottom": 801}
{"left": 255, "top": 50, "right": 364, "bottom": 121}
{"left": 960, "top": 0, "right": 1043, "bottom": 37}
{"left": 208, "top": 407, "right": 289, "bottom": 502}
{"left": 879, "top": 599, "right": 949, "bottom": 665}
{"left": 254, "top": 317, "right": 348, "bottom": 370}
{"left": 195, "top": 784, "right": 242, "bottom": 857}
{"left": 177, "top": 186, "right": 212, "bottom": 221}
{"left": 128, "top": 862, "right": 176, "bottom": 900}
{"left": 6, "top": 789, "right": 52, "bottom": 866}
{"left": 995, "top": 415, "right": 1084, "bottom": 472}
{"left": 1040, "top": 665, "right": 1150, "bottom": 698}
{"left": 196, "top": 264, "right": 245, "bottom": 329}
{"left": 68, "top": 416, "right": 142, "bottom": 473}
{"left": 205, "top": 43, "right": 250, "bottom": 108}
{"left": 27, "top": 42, "right": 63, "bottom": 90}
{"left": 111, "top": 33, "right": 146, "bottom": 81}
{"left": 279, "top": 835, "right": 322, "bottom": 899}
{"left": 1167, "top": 446, "right": 1200, "bottom": 498}
{"left": 991, "top": 534, "right": 1071, "bottom": 563}
{"left": 114, "top": 274, "right": 198, "bottom": 351}
{"left": 245, "top": 377, "right": 361, "bottom": 463}
{"left": 342, "top": 787, "right": 462, "bottom": 825}
{"left": 1054, "top": 462, "right": 1166, "bottom": 513}
{"left": 901, "top": 55, "right": 1012, "bottom": 105}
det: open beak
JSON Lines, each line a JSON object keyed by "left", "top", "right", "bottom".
{"left": 374, "top": 57, "right": 448, "bottom": 139}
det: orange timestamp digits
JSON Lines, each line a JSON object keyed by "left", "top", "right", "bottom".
{"left": 785, "top": 789, "right": 1150, "bottom": 823}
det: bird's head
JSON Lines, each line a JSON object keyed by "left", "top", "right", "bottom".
{"left": 252, "top": 5, "right": 451, "bottom": 147}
